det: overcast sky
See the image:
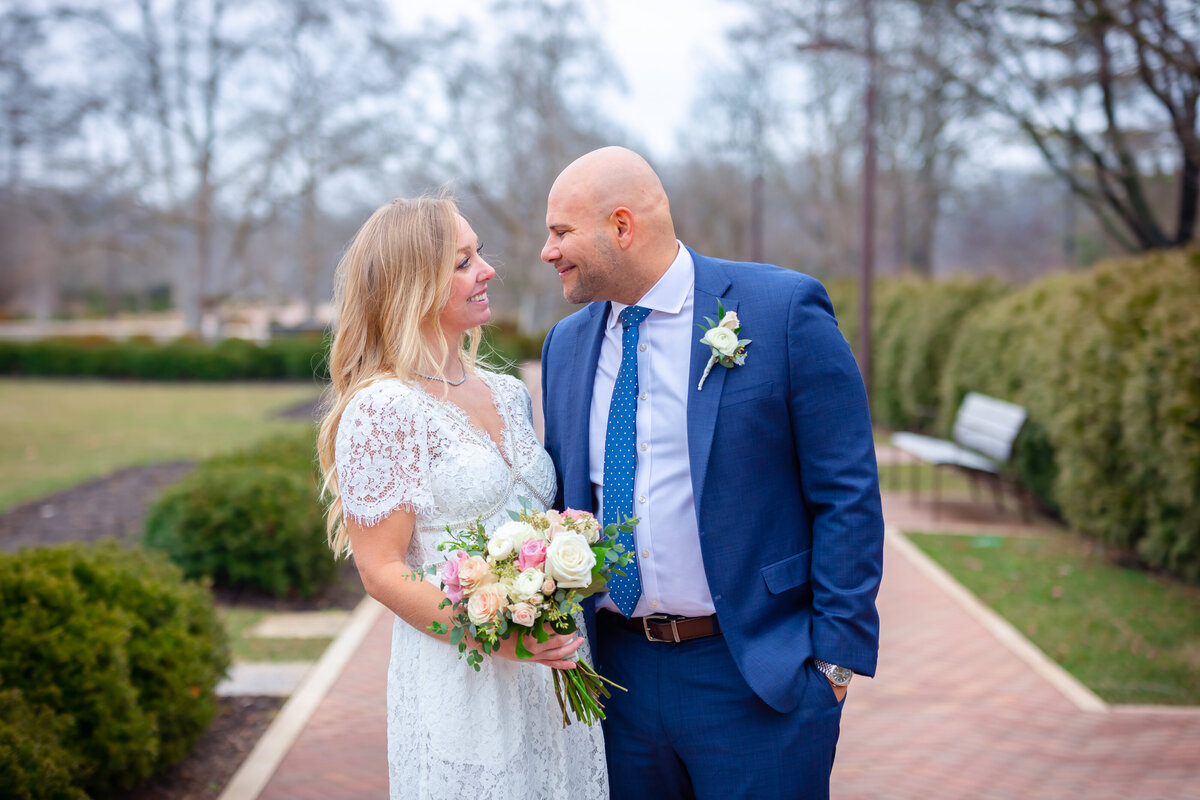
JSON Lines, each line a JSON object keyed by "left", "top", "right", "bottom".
{"left": 394, "top": 0, "right": 750, "bottom": 162}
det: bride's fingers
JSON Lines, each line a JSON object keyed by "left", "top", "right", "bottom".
{"left": 526, "top": 634, "right": 583, "bottom": 662}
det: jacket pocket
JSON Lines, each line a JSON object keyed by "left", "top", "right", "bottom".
{"left": 721, "top": 380, "right": 774, "bottom": 407}
{"left": 760, "top": 549, "right": 812, "bottom": 594}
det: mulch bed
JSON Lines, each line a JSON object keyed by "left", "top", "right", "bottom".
{"left": 0, "top": 453, "right": 366, "bottom": 799}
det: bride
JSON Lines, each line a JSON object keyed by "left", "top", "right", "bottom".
{"left": 317, "top": 196, "right": 608, "bottom": 799}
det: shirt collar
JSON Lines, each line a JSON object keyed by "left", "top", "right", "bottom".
{"left": 607, "top": 241, "right": 694, "bottom": 330}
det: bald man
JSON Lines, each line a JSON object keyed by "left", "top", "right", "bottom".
{"left": 539, "top": 147, "right": 883, "bottom": 800}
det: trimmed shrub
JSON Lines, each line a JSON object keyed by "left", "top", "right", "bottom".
{"left": 817, "top": 276, "right": 1008, "bottom": 432}
{"left": 0, "top": 688, "right": 86, "bottom": 800}
{"left": 944, "top": 249, "right": 1200, "bottom": 580}
{"left": 207, "top": 428, "right": 320, "bottom": 476}
{"left": 0, "top": 543, "right": 230, "bottom": 797}
{"left": 144, "top": 464, "right": 334, "bottom": 598}
{"left": 0, "top": 335, "right": 330, "bottom": 381}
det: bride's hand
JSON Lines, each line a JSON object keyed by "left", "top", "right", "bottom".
{"left": 492, "top": 631, "right": 582, "bottom": 670}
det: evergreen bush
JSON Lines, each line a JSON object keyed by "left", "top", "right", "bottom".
{"left": 0, "top": 335, "right": 330, "bottom": 381}
{"left": 0, "top": 543, "right": 229, "bottom": 797}
{"left": 943, "top": 249, "right": 1200, "bottom": 580}
{"left": 144, "top": 464, "right": 334, "bottom": 598}
{"left": 0, "top": 688, "right": 86, "bottom": 800}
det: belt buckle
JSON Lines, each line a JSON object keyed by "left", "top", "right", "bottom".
{"left": 641, "top": 614, "right": 680, "bottom": 643}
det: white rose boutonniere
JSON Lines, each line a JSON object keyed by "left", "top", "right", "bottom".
{"left": 697, "top": 301, "right": 750, "bottom": 390}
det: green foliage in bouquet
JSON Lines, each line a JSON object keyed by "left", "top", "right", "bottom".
{"left": 0, "top": 542, "right": 230, "bottom": 798}
{"left": 145, "top": 463, "right": 334, "bottom": 598}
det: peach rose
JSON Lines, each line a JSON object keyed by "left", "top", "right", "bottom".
{"left": 466, "top": 583, "right": 508, "bottom": 626}
{"left": 458, "top": 555, "right": 496, "bottom": 596}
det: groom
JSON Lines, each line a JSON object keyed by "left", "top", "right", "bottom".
{"left": 539, "top": 147, "right": 884, "bottom": 800}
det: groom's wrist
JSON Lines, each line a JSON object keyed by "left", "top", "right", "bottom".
{"left": 812, "top": 658, "right": 853, "bottom": 687}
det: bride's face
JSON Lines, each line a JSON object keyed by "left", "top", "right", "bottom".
{"left": 439, "top": 215, "right": 495, "bottom": 336}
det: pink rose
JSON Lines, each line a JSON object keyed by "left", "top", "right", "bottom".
{"left": 439, "top": 550, "right": 469, "bottom": 603}
{"left": 458, "top": 555, "right": 496, "bottom": 596}
{"left": 541, "top": 577, "right": 556, "bottom": 594}
{"left": 517, "top": 537, "right": 548, "bottom": 571}
{"left": 561, "top": 508, "right": 588, "bottom": 521}
{"left": 509, "top": 602, "right": 537, "bottom": 627}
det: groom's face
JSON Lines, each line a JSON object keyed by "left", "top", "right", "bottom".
{"left": 542, "top": 193, "right": 621, "bottom": 305}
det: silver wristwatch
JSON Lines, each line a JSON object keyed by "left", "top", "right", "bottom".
{"left": 812, "top": 658, "right": 853, "bottom": 687}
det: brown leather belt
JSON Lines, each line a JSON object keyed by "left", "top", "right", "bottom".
{"left": 599, "top": 610, "right": 722, "bottom": 643}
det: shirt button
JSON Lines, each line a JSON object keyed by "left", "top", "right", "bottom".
{"left": 638, "top": 343, "right": 647, "bottom": 352}
{"left": 639, "top": 443, "right": 648, "bottom": 452}
{"left": 649, "top": 600, "right": 659, "bottom": 609}
{"left": 640, "top": 392, "right": 648, "bottom": 401}
{"left": 638, "top": 495, "right": 647, "bottom": 504}
{"left": 641, "top": 549, "right": 650, "bottom": 559}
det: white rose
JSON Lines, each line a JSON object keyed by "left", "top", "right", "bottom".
{"left": 510, "top": 568, "right": 546, "bottom": 602}
{"left": 701, "top": 326, "right": 739, "bottom": 357}
{"left": 487, "top": 520, "right": 538, "bottom": 559}
{"left": 719, "top": 311, "right": 740, "bottom": 330}
{"left": 466, "top": 583, "right": 508, "bottom": 626}
{"left": 487, "top": 535, "right": 515, "bottom": 559}
{"left": 544, "top": 533, "right": 596, "bottom": 589}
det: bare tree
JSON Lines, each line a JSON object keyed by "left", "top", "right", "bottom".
{"left": 415, "top": 0, "right": 625, "bottom": 334}
{"left": 927, "top": 0, "right": 1200, "bottom": 250}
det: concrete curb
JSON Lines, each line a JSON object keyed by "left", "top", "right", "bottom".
{"left": 886, "top": 526, "right": 1109, "bottom": 713}
{"left": 218, "top": 594, "right": 385, "bottom": 800}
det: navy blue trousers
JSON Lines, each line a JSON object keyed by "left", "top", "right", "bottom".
{"left": 596, "top": 612, "right": 844, "bottom": 800}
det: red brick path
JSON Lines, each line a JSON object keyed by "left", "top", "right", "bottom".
{"left": 257, "top": 611, "right": 390, "bottom": 800}
{"left": 252, "top": 495, "right": 1200, "bottom": 799}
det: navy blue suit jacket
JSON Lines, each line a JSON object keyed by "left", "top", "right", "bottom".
{"left": 540, "top": 249, "right": 884, "bottom": 713}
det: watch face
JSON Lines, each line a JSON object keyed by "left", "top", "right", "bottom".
{"left": 830, "top": 666, "right": 853, "bottom": 685}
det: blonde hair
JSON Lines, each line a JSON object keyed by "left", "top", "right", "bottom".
{"left": 317, "top": 195, "right": 483, "bottom": 557}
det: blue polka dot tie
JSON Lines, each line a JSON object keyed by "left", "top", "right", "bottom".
{"left": 604, "top": 305, "right": 650, "bottom": 617}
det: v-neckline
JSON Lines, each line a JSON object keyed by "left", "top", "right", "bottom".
{"left": 417, "top": 372, "right": 512, "bottom": 468}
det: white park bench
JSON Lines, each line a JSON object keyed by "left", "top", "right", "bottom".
{"left": 890, "top": 392, "right": 1030, "bottom": 518}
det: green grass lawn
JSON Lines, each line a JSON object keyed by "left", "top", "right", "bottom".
{"left": 908, "top": 531, "right": 1200, "bottom": 706}
{"left": 217, "top": 607, "right": 334, "bottom": 663}
{"left": 0, "top": 378, "right": 321, "bottom": 512}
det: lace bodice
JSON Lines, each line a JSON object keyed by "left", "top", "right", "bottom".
{"left": 334, "top": 370, "right": 606, "bottom": 800}
{"left": 335, "top": 370, "right": 557, "bottom": 565}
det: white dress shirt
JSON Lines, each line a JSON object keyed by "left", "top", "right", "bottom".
{"left": 591, "top": 243, "right": 715, "bottom": 617}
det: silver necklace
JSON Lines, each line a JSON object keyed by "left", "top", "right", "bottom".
{"left": 416, "top": 360, "right": 467, "bottom": 386}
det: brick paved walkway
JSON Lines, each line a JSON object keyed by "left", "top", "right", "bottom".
{"left": 249, "top": 494, "right": 1200, "bottom": 799}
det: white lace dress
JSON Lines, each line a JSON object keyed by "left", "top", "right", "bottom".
{"left": 334, "top": 370, "right": 608, "bottom": 800}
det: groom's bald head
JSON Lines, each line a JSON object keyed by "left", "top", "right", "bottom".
{"left": 543, "top": 147, "right": 679, "bottom": 305}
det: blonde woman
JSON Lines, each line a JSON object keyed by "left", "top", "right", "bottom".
{"left": 318, "top": 196, "right": 607, "bottom": 799}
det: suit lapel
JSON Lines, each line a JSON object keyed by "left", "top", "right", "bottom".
{"left": 562, "top": 301, "right": 609, "bottom": 512}
{"left": 687, "top": 251, "right": 734, "bottom": 514}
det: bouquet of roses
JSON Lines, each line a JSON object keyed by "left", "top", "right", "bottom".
{"left": 426, "top": 499, "right": 636, "bottom": 726}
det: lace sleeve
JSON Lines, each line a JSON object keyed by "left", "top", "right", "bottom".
{"left": 334, "top": 382, "right": 434, "bottom": 527}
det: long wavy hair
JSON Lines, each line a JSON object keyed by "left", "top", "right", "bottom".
{"left": 317, "top": 195, "right": 483, "bottom": 558}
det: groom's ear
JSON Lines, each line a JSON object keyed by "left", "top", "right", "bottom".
{"left": 611, "top": 206, "right": 634, "bottom": 250}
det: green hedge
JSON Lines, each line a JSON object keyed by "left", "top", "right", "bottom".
{"left": 0, "top": 335, "right": 330, "bottom": 381}
{"left": 823, "top": 276, "right": 1008, "bottom": 432}
{"left": 942, "top": 250, "right": 1200, "bottom": 580}
{"left": 145, "top": 430, "right": 334, "bottom": 598}
{"left": 0, "top": 543, "right": 230, "bottom": 798}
